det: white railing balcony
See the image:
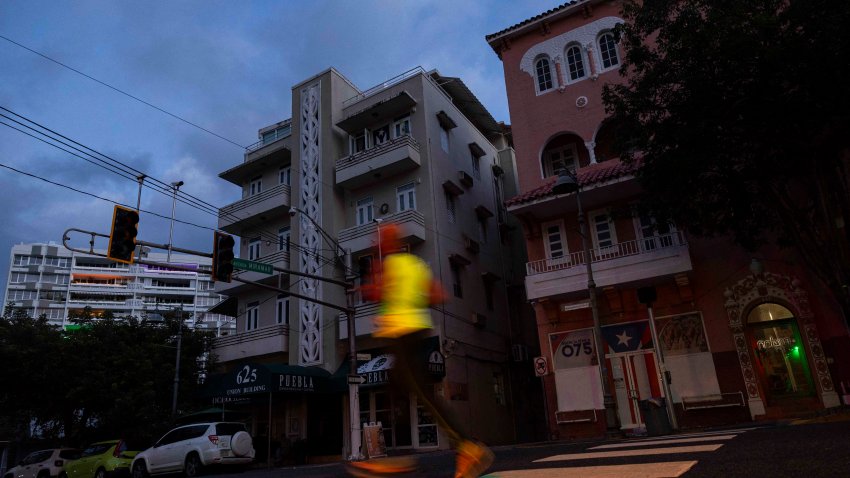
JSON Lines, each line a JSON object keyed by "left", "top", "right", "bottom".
{"left": 525, "top": 232, "right": 693, "bottom": 300}
{"left": 212, "top": 324, "right": 289, "bottom": 363}
{"left": 338, "top": 209, "right": 426, "bottom": 254}
{"left": 335, "top": 135, "right": 421, "bottom": 189}
{"left": 218, "top": 183, "right": 291, "bottom": 233}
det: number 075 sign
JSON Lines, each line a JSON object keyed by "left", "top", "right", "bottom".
{"left": 549, "top": 328, "right": 596, "bottom": 370}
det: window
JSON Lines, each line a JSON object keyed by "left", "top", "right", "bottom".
{"left": 357, "top": 255, "right": 374, "bottom": 303}
{"left": 249, "top": 177, "right": 262, "bottom": 196}
{"left": 451, "top": 265, "right": 462, "bottom": 298}
{"left": 248, "top": 238, "right": 261, "bottom": 261}
{"left": 565, "top": 44, "right": 587, "bottom": 81}
{"left": 246, "top": 302, "right": 259, "bottom": 331}
{"left": 439, "top": 127, "right": 449, "bottom": 153}
{"left": 598, "top": 32, "right": 620, "bottom": 70}
{"left": 276, "top": 295, "right": 289, "bottom": 325}
{"left": 590, "top": 211, "right": 617, "bottom": 251}
{"left": 397, "top": 183, "right": 416, "bottom": 212}
{"left": 478, "top": 217, "right": 488, "bottom": 244}
{"left": 471, "top": 154, "right": 481, "bottom": 180}
{"left": 493, "top": 372, "right": 506, "bottom": 405}
{"left": 445, "top": 191, "right": 456, "bottom": 224}
{"left": 637, "top": 214, "right": 676, "bottom": 250}
{"left": 393, "top": 116, "right": 411, "bottom": 138}
{"left": 356, "top": 197, "right": 374, "bottom": 226}
{"left": 372, "top": 124, "right": 390, "bottom": 146}
{"left": 543, "top": 221, "right": 567, "bottom": 262}
{"left": 278, "top": 227, "right": 290, "bottom": 252}
{"left": 351, "top": 131, "right": 367, "bottom": 154}
{"left": 535, "top": 57, "right": 555, "bottom": 92}
{"left": 279, "top": 166, "right": 291, "bottom": 186}
{"left": 544, "top": 144, "right": 578, "bottom": 178}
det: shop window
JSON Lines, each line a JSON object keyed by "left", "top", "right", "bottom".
{"left": 747, "top": 303, "right": 815, "bottom": 398}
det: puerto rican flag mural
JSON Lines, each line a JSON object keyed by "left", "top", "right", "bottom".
{"left": 601, "top": 320, "right": 654, "bottom": 354}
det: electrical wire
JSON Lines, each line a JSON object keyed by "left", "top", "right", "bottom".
{"left": 0, "top": 34, "right": 248, "bottom": 150}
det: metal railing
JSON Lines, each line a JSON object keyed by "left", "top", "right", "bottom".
{"left": 245, "top": 120, "right": 292, "bottom": 152}
{"left": 219, "top": 183, "right": 291, "bottom": 218}
{"left": 526, "top": 231, "right": 688, "bottom": 276}
{"left": 338, "top": 209, "right": 425, "bottom": 244}
{"left": 342, "top": 67, "right": 424, "bottom": 108}
{"left": 212, "top": 324, "right": 289, "bottom": 348}
{"left": 336, "top": 134, "right": 420, "bottom": 171}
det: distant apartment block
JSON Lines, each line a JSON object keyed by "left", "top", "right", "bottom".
{"left": 3, "top": 242, "right": 235, "bottom": 335}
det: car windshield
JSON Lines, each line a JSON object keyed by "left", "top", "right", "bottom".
{"left": 81, "top": 444, "right": 113, "bottom": 457}
{"left": 214, "top": 423, "right": 246, "bottom": 435}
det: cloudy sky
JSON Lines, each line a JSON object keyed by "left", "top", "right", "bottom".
{"left": 0, "top": 0, "right": 548, "bottom": 303}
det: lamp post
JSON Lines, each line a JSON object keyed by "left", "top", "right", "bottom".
{"left": 167, "top": 180, "right": 184, "bottom": 263}
{"left": 288, "top": 207, "right": 361, "bottom": 460}
{"left": 552, "top": 172, "right": 618, "bottom": 430}
{"left": 171, "top": 306, "right": 183, "bottom": 417}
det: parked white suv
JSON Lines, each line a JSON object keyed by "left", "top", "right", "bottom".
{"left": 4, "top": 449, "right": 80, "bottom": 478}
{"left": 131, "top": 422, "right": 254, "bottom": 478}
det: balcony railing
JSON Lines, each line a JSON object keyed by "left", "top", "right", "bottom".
{"left": 527, "top": 231, "right": 687, "bottom": 275}
{"left": 338, "top": 209, "right": 426, "bottom": 245}
{"left": 246, "top": 121, "right": 292, "bottom": 153}
{"left": 337, "top": 135, "right": 420, "bottom": 171}
{"left": 219, "top": 183, "right": 291, "bottom": 218}
{"left": 212, "top": 324, "right": 289, "bottom": 362}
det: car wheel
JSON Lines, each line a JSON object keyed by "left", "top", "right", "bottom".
{"left": 37, "top": 471, "right": 50, "bottom": 478}
{"left": 59, "top": 472, "right": 68, "bottom": 478}
{"left": 94, "top": 468, "right": 106, "bottom": 478}
{"left": 132, "top": 462, "right": 148, "bottom": 478}
{"left": 230, "top": 431, "right": 253, "bottom": 458}
{"left": 184, "top": 454, "right": 203, "bottom": 478}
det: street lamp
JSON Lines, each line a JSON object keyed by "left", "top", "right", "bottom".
{"left": 288, "top": 206, "right": 362, "bottom": 460}
{"left": 167, "top": 180, "right": 184, "bottom": 263}
{"left": 552, "top": 171, "right": 618, "bottom": 430}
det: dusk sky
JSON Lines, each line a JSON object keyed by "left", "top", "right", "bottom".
{"left": 0, "top": 0, "right": 549, "bottom": 303}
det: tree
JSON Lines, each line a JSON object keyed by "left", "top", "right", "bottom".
{"left": 603, "top": 0, "right": 850, "bottom": 321}
{"left": 0, "top": 308, "right": 214, "bottom": 446}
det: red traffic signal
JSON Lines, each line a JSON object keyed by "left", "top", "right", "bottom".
{"left": 107, "top": 205, "right": 140, "bottom": 264}
{"left": 212, "top": 231, "right": 235, "bottom": 282}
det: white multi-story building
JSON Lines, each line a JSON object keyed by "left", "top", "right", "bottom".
{"left": 206, "top": 66, "right": 541, "bottom": 461}
{"left": 3, "top": 242, "right": 235, "bottom": 336}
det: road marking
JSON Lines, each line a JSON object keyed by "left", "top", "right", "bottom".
{"left": 626, "top": 427, "right": 761, "bottom": 441}
{"left": 482, "top": 461, "right": 698, "bottom": 477}
{"left": 534, "top": 444, "right": 723, "bottom": 462}
{"left": 588, "top": 434, "right": 737, "bottom": 449}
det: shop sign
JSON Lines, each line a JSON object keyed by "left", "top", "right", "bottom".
{"left": 601, "top": 320, "right": 653, "bottom": 353}
{"left": 362, "top": 370, "right": 390, "bottom": 385}
{"left": 757, "top": 336, "right": 795, "bottom": 350}
{"left": 549, "top": 328, "right": 595, "bottom": 370}
{"left": 278, "top": 373, "right": 316, "bottom": 392}
{"left": 427, "top": 350, "right": 445, "bottom": 377}
{"left": 225, "top": 363, "right": 270, "bottom": 397}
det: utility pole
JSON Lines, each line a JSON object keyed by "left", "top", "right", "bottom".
{"left": 172, "top": 307, "right": 183, "bottom": 417}
{"left": 167, "top": 180, "right": 183, "bottom": 263}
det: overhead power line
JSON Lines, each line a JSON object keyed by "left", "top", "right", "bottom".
{"left": 0, "top": 34, "right": 248, "bottom": 150}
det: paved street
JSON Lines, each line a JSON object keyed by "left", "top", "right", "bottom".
{"left": 228, "top": 419, "right": 850, "bottom": 477}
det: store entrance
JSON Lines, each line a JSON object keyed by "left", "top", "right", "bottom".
{"left": 610, "top": 351, "right": 662, "bottom": 430}
{"left": 360, "top": 390, "right": 412, "bottom": 449}
{"left": 747, "top": 303, "right": 815, "bottom": 404}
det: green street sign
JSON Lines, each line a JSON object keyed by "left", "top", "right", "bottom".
{"left": 233, "top": 258, "right": 274, "bottom": 275}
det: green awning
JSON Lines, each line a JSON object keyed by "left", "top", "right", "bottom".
{"left": 201, "top": 362, "right": 333, "bottom": 399}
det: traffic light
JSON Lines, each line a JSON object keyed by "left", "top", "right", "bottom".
{"left": 212, "top": 231, "right": 235, "bottom": 283}
{"left": 107, "top": 205, "right": 140, "bottom": 264}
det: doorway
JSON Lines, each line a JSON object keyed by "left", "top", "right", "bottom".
{"left": 360, "top": 390, "right": 412, "bottom": 449}
{"left": 746, "top": 303, "right": 815, "bottom": 404}
{"left": 610, "top": 351, "right": 662, "bottom": 430}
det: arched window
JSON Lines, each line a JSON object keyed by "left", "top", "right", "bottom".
{"left": 565, "top": 44, "right": 586, "bottom": 81}
{"left": 535, "top": 57, "right": 555, "bottom": 93}
{"left": 598, "top": 32, "right": 619, "bottom": 70}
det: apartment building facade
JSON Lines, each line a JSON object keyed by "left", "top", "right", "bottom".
{"left": 208, "top": 66, "right": 538, "bottom": 460}
{"left": 3, "top": 242, "right": 235, "bottom": 335}
{"left": 487, "top": 0, "right": 847, "bottom": 440}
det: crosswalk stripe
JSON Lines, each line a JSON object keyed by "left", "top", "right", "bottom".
{"left": 534, "top": 444, "right": 723, "bottom": 462}
{"left": 482, "top": 461, "right": 698, "bottom": 477}
{"left": 588, "top": 434, "right": 737, "bottom": 449}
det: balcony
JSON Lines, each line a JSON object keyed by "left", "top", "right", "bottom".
{"left": 335, "top": 135, "right": 421, "bottom": 189}
{"left": 525, "top": 232, "right": 693, "bottom": 301}
{"left": 212, "top": 324, "right": 289, "bottom": 363}
{"left": 339, "top": 302, "right": 439, "bottom": 340}
{"left": 218, "top": 183, "right": 291, "bottom": 233}
{"left": 215, "top": 249, "right": 290, "bottom": 296}
{"left": 338, "top": 209, "right": 426, "bottom": 254}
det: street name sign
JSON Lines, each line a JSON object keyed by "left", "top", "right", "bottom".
{"left": 232, "top": 258, "right": 273, "bottom": 275}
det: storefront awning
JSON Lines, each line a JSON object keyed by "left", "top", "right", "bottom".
{"left": 201, "top": 362, "right": 333, "bottom": 400}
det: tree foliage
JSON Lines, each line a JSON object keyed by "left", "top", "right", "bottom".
{"left": 603, "top": 0, "right": 850, "bottom": 316}
{"left": 0, "top": 306, "right": 214, "bottom": 446}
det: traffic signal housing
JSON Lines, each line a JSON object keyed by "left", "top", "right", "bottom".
{"left": 212, "top": 231, "right": 235, "bottom": 282}
{"left": 107, "top": 205, "right": 140, "bottom": 264}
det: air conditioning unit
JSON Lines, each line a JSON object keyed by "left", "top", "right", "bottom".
{"left": 464, "top": 236, "right": 480, "bottom": 254}
{"left": 458, "top": 170, "right": 474, "bottom": 188}
{"left": 471, "top": 313, "right": 487, "bottom": 328}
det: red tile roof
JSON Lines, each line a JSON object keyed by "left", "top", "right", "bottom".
{"left": 505, "top": 159, "right": 638, "bottom": 207}
{"left": 485, "top": 1, "right": 586, "bottom": 43}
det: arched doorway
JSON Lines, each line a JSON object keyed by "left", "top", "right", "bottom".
{"left": 746, "top": 303, "right": 815, "bottom": 403}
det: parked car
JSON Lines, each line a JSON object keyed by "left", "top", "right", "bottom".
{"left": 131, "top": 422, "right": 254, "bottom": 478}
{"left": 4, "top": 449, "right": 81, "bottom": 478}
{"left": 60, "top": 440, "right": 139, "bottom": 478}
